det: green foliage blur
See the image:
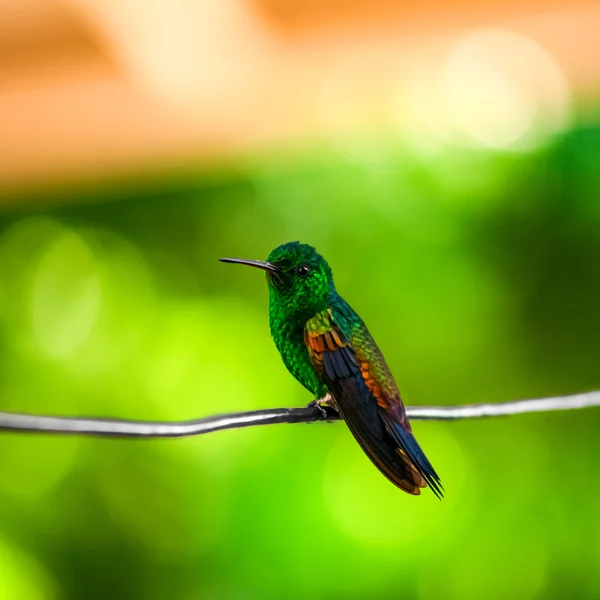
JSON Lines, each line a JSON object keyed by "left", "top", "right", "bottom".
{"left": 0, "top": 125, "right": 600, "bottom": 600}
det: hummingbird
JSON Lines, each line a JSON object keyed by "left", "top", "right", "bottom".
{"left": 220, "top": 242, "right": 442, "bottom": 498}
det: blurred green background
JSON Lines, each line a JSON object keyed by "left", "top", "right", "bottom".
{"left": 0, "top": 124, "right": 600, "bottom": 599}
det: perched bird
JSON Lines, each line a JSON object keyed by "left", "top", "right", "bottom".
{"left": 220, "top": 242, "right": 442, "bottom": 498}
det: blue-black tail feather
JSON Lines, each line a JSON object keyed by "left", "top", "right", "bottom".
{"left": 320, "top": 345, "right": 443, "bottom": 498}
{"left": 382, "top": 415, "right": 444, "bottom": 499}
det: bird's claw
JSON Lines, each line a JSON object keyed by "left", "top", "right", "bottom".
{"left": 306, "top": 399, "right": 328, "bottom": 420}
{"left": 307, "top": 393, "right": 336, "bottom": 420}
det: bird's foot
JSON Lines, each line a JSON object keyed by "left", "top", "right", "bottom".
{"left": 306, "top": 399, "right": 328, "bottom": 419}
{"left": 307, "top": 393, "right": 337, "bottom": 420}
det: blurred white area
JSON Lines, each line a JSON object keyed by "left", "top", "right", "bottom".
{"left": 404, "top": 29, "right": 570, "bottom": 151}
{"left": 0, "top": 0, "right": 598, "bottom": 192}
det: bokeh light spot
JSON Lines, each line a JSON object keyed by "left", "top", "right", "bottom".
{"left": 30, "top": 228, "right": 102, "bottom": 359}
{"left": 446, "top": 29, "right": 570, "bottom": 150}
{"left": 0, "top": 536, "right": 55, "bottom": 600}
{"left": 406, "top": 28, "right": 570, "bottom": 151}
{"left": 323, "top": 423, "right": 469, "bottom": 546}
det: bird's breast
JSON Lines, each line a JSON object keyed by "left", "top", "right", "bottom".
{"left": 269, "top": 310, "right": 323, "bottom": 396}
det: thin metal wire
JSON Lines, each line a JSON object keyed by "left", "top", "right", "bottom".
{"left": 0, "top": 390, "right": 598, "bottom": 439}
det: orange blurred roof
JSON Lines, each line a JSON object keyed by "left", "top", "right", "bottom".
{"left": 0, "top": 0, "right": 598, "bottom": 195}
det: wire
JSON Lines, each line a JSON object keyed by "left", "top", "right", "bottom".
{"left": 0, "top": 390, "right": 598, "bottom": 438}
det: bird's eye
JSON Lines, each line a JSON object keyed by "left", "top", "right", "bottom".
{"left": 296, "top": 264, "right": 311, "bottom": 277}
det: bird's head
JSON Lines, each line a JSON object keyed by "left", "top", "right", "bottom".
{"left": 220, "top": 242, "right": 335, "bottom": 320}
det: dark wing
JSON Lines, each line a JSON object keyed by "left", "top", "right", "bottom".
{"left": 305, "top": 312, "right": 442, "bottom": 498}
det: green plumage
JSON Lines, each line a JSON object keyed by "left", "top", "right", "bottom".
{"left": 222, "top": 242, "right": 443, "bottom": 498}
{"left": 267, "top": 244, "right": 337, "bottom": 398}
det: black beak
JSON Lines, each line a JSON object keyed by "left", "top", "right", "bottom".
{"left": 219, "top": 257, "right": 279, "bottom": 272}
